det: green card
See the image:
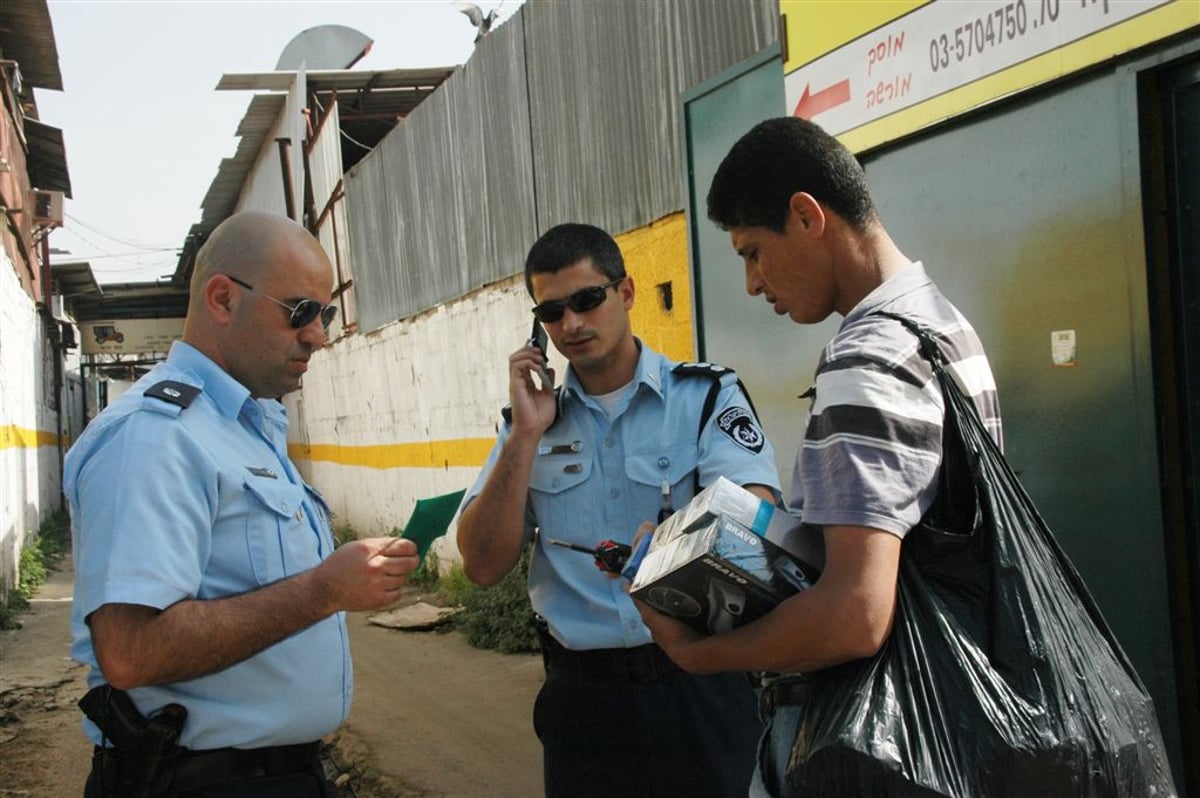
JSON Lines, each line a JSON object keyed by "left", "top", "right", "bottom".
{"left": 400, "top": 488, "right": 467, "bottom": 564}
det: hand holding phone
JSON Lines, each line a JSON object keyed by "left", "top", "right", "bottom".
{"left": 528, "top": 318, "right": 554, "bottom": 389}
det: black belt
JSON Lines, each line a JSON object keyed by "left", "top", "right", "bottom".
{"left": 95, "top": 740, "right": 321, "bottom": 794}
{"left": 759, "top": 676, "right": 811, "bottom": 715}
{"left": 540, "top": 635, "right": 681, "bottom": 683}
{"left": 171, "top": 740, "right": 321, "bottom": 791}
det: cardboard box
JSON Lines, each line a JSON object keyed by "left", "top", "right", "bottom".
{"left": 630, "top": 513, "right": 818, "bottom": 635}
{"left": 646, "top": 476, "right": 824, "bottom": 570}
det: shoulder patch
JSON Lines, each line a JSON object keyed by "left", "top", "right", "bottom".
{"left": 144, "top": 380, "right": 201, "bottom": 409}
{"left": 715, "top": 406, "right": 765, "bottom": 453}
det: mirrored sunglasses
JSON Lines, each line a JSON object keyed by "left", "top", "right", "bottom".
{"left": 531, "top": 277, "right": 625, "bottom": 323}
{"left": 226, "top": 274, "right": 338, "bottom": 330}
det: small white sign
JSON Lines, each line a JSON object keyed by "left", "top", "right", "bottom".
{"left": 1051, "top": 329, "right": 1077, "bottom": 367}
{"left": 80, "top": 318, "right": 185, "bottom": 356}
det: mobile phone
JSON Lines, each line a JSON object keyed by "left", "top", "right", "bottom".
{"left": 529, "top": 318, "right": 548, "bottom": 355}
{"left": 528, "top": 319, "right": 553, "bottom": 388}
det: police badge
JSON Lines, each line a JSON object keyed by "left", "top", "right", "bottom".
{"left": 716, "top": 406, "right": 764, "bottom": 453}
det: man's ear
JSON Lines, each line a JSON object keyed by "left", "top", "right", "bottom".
{"left": 205, "top": 274, "right": 236, "bottom": 325}
{"left": 619, "top": 273, "right": 635, "bottom": 310}
{"left": 788, "top": 192, "right": 826, "bottom": 237}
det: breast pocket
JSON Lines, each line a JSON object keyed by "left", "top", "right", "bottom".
{"left": 624, "top": 444, "right": 699, "bottom": 515}
{"left": 527, "top": 451, "right": 593, "bottom": 537}
{"left": 242, "top": 477, "right": 309, "bottom": 585}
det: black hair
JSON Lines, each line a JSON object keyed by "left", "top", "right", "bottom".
{"left": 707, "top": 117, "right": 876, "bottom": 233}
{"left": 524, "top": 223, "right": 625, "bottom": 297}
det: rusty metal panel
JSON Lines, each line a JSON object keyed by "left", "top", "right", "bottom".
{"left": 346, "top": 22, "right": 535, "bottom": 333}
{"left": 524, "top": 0, "right": 777, "bottom": 234}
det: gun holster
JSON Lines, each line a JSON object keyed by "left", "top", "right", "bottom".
{"left": 79, "top": 684, "right": 187, "bottom": 797}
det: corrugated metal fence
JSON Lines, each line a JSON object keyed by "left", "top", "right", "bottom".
{"left": 345, "top": 0, "right": 776, "bottom": 333}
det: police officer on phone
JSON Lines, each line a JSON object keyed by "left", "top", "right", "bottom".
{"left": 66, "top": 211, "right": 419, "bottom": 797}
{"left": 456, "top": 223, "right": 782, "bottom": 798}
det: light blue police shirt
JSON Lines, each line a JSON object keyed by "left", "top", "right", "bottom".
{"left": 65, "top": 341, "right": 350, "bottom": 750}
{"left": 461, "top": 342, "right": 781, "bottom": 650}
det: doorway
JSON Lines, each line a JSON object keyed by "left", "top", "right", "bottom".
{"left": 1141, "top": 54, "right": 1200, "bottom": 796}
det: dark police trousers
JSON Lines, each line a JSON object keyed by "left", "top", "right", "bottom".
{"left": 84, "top": 740, "right": 334, "bottom": 798}
{"left": 535, "top": 634, "right": 763, "bottom": 798}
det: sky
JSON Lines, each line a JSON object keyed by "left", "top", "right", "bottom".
{"left": 35, "top": 0, "right": 522, "bottom": 285}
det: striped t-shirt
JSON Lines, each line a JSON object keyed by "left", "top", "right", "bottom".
{"left": 789, "top": 262, "right": 1002, "bottom": 539}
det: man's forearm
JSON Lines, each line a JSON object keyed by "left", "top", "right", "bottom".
{"left": 457, "top": 434, "right": 539, "bottom": 586}
{"left": 91, "top": 535, "right": 415, "bottom": 690}
{"left": 648, "top": 526, "right": 902, "bottom": 675}
{"left": 678, "top": 587, "right": 878, "bottom": 675}
{"left": 91, "top": 568, "right": 334, "bottom": 690}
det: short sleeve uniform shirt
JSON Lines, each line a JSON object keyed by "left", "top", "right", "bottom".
{"left": 65, "top": 341, "right": 350, "bottom": 750}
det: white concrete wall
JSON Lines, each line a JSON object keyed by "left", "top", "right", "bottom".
{"left": 0, "top": 252, "right": 62, "bottom": 596}
{"left": 289, "top": 274, "right": 566, "bottom": 567}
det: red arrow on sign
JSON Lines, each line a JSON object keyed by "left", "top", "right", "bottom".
{"left": 792, "top": 79, "right": 851, "bottom": 119}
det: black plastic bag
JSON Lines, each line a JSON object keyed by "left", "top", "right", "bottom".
{"left": 786, "top": 315, "right": 1177, "bottom": 797}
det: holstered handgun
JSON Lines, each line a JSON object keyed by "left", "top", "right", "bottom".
{"left": 79, "top": 684, "right": 187, "bottom": 797}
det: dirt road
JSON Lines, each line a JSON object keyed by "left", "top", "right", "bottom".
{"left": 0, "top": 559, "right": 544, "bottom": 797}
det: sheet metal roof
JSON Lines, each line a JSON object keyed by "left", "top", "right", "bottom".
{"left": 218, "top": 66, "right": 457, "bottom": 173}
{"left": 216, "top": 67, "right": 455, "bottom": 93}
{"left": 174, "top": 66, "right": 455, "bottom": 283}
{"left": 0, "top": 1, "right": 71, "bottom": 195}
{"left": 52, "top": 260, "right": 188, "bottom": 323}
{"left": 51, "top": 260, "right": 100, "bottom": 311}
{"left": 0, "top": 0, "right": 63, "bottom": 94}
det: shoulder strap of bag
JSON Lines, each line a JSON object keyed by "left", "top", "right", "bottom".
{"left": 871, "top": 311, "right": 948, "bottom": 369}
{"left": 871, "top": 311, "right": 979, "bottom": 424}
{"left": 870, "top": 310, "right": 985, "bottom": 540}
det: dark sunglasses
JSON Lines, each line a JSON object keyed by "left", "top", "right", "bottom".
{"left": 226, "top": 274, "right": 338, "bottom": 330}
{"left": 531, "top": 277, "right": 625, "bottom": 323}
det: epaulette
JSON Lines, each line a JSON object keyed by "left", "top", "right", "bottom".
{"left": 671, "top": 362, "right": 753, "bottom": 440}
{"left": 672, "top": 361, "right": 734, "bottom": 379}
{"left": 142, "top": 380, "right": 201, "bottom": 417}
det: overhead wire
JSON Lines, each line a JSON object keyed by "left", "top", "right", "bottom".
{"left": 54, "top": 224, "right": 177, "bottom": 279}
{"left": 50, "top": 213, "right": 179, "bottom": 280}
{"left": 311, "top": 86, "right": 377, "bottom": 154}
{"left": 64, "top": 211, "right": 177, "bottom": 252}
{"left": 339, "top": 128, "right": 375, "bottom": 153}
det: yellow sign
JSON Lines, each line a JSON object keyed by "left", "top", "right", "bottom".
{"left": 781, "top": 0, "right": 1199, "bottom": 152}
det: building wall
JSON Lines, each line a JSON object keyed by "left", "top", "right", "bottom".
{"left": 0, "top": 82, "right": 37, "bottom": 301}
{"left": 289, "top": 212, "right": 693, "bottom": 564}
{"left": 236, "top": 74, "right": 307, "bottom": 220}
{"left": 0, "top": 250, "right": 61, "bottom": 597}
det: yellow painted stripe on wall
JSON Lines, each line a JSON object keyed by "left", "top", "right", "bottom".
{"left": 290, "top": 437, "right": 497, "bottom": 469}
{"left": 0, "top": 425, "right": 61, "bottom": 450}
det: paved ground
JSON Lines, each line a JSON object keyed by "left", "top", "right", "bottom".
{"left": 0, "top": 558, "right": 544, "bottom": 798}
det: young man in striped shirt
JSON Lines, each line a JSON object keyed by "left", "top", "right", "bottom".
{"left": 634, "top": 117, "right": 1002, "bottom": 797}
